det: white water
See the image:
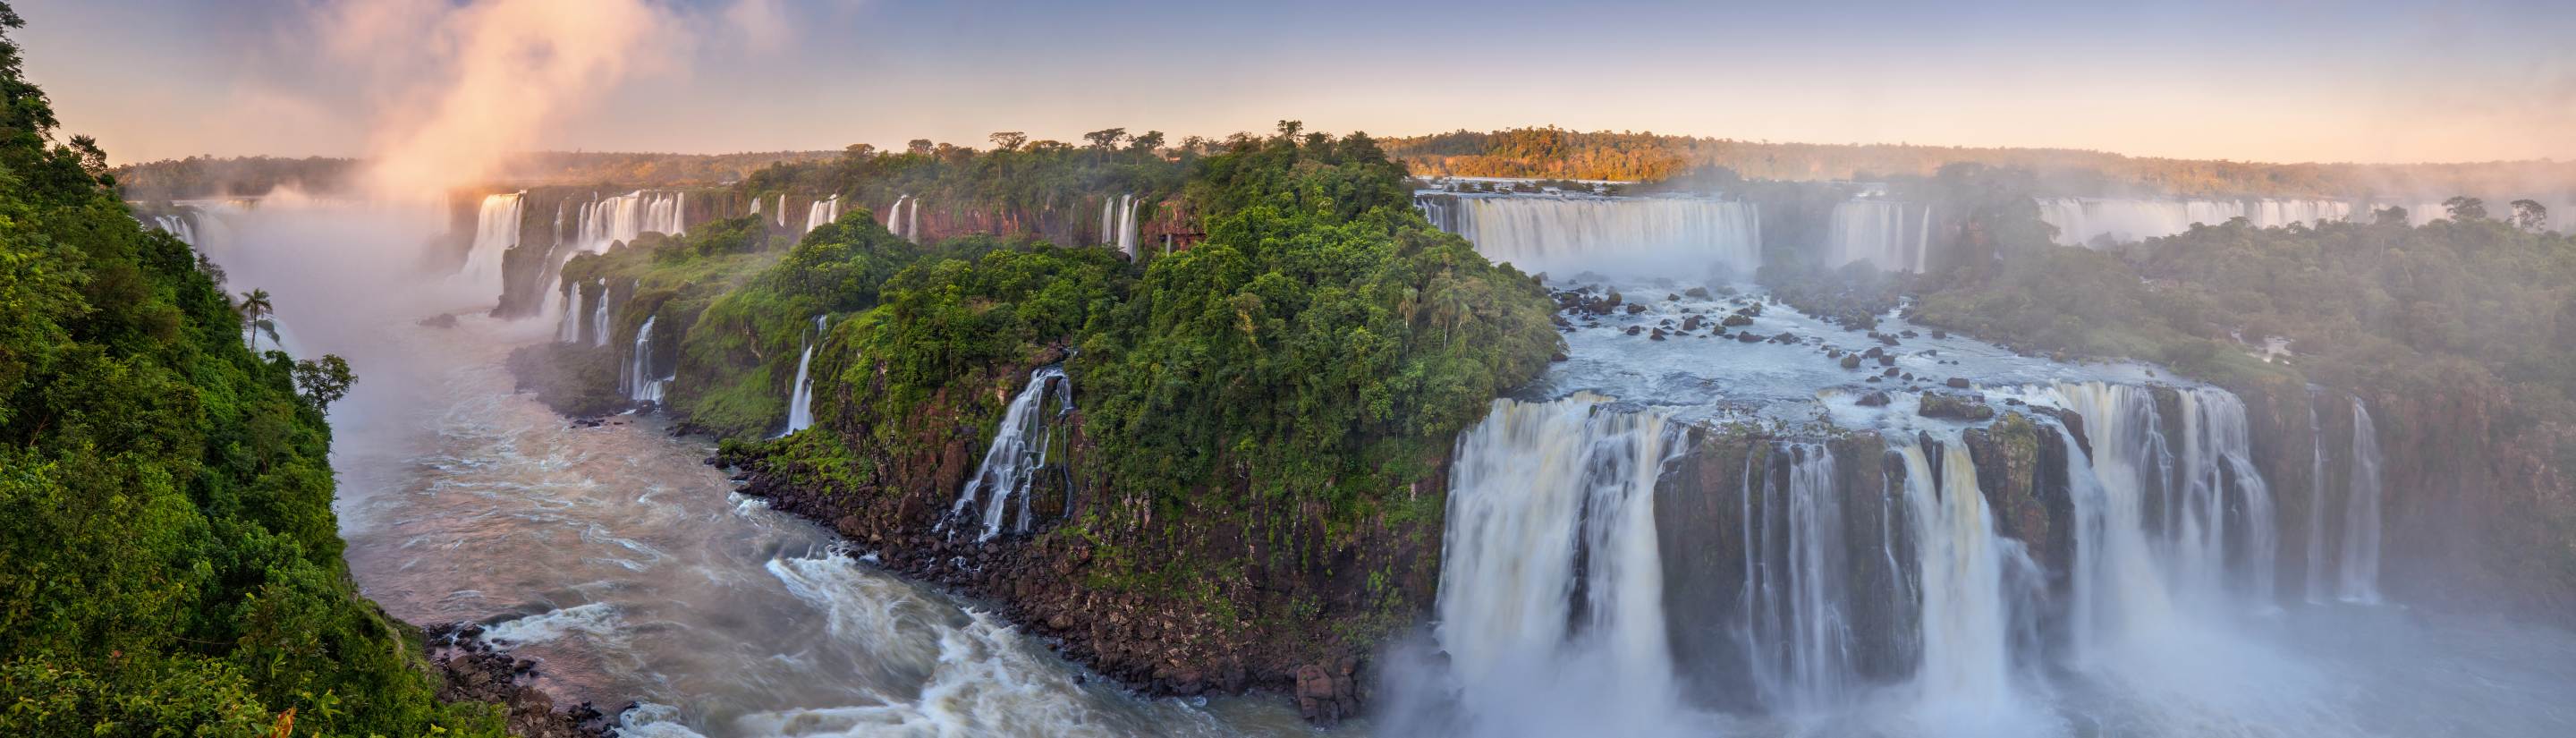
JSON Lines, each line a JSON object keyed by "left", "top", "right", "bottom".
{"left": 148, "top": 213, "right": 198, "bottom": 245}
{"left": 1115, "top": 194, "right": 1140, "bottom": 258}
{"left": 1446, "top": 195, "right": 1761, "bottom": 280}
{"left": 2337, "top": 397, "right": 2384, "bottom": 604}
{"left": 1823, "top": 199, "right": 1934, "bottom": 273}
{"left": 590, "top": 279, "right": 612, "bottom": 347}
{"left": 951, "top": 366, "right": 1073, "bottom": 541}
{"left": 1898, "top": 435, "right": 2048, "bottom": 735}
{"left": 1738, "top": 444, "right": 1862, "bottom": 716}
{"left": 885, "top": 195, "right": 920, "bottom": 242}
{"left": 803, "top": 195, "right": 842, "bottom": 233}
{"left": 455, "top": 191, "right": 522, "bottom": 297}
{"left": 556, "top": 281, "right": 585, "bottom": 343}
{"left": 2305, "top": 396, "right": 2331, "bottom": 604}
{"left": 1425, "top": 395, "right": 1692, "bottom": 737}
{"left": 575, "top": 191, "right": 687, "bottom": 254}
{"left": 783, "top": 315, "right": 827, "bottom": 434}
{"left": 624, "top": 314, "right": 666, "bottom": 404}
{"left": 2036, "top": 198, "right": 2354, "bottom": 246}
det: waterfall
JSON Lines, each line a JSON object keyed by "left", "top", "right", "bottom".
{"left": 885, "top": 195, "right": 918, "bottom": 242}
{"left": 623, "top": 314, "right": 667, "bottom": 404}
{"left": 2037, "top": 198, "right": 2356, "bottom": 246}
{"left": 456, "top": 192, "right": 522, "bottom": 293}
{"left": 2304, "top": 396, "right": 2331, "bottom": 604}
{"left": 1100, "top": 196, "right": 1116, "bottom": 246}
{"left": 575, "top": 191, "right": 687, "bottom": 254}
{"left": 775, "top": 194, "right": 788, "bottom": 227}
{"left": 1824, "top": 200, "right": 1934, "bottom": 273}
{"left": 1432, "top": 396, "right": 1681, "bottom": 735}
{"left": 907, "top": 196, "right": 922, "bottom": 242}
{"left": 589, "top": 279, "right": 612, "bottom": 348}
{"left": 1896, "top": 433, "right": 2042, "bottom": 730}
{"left": 2054, "top": 382, "right": 2279, "bottom": 613}
{"left": 1116, "top": 195, "right": 1140, "bottom": 258}
{"left": 2337, "top": 397, "right": 2384, "bottom": 604}
{"left": 803, "top": 196, "right": 842, "bottom": 233}
{"left": 783, "top": 316, "right": 828, "bottom": 434}
{"left": 950, "top": 366, "right": 1075, "bottom": 541}
{"left": 1738, "top": 444, "right": 1862, "bottom": 715}
{"left": 1449, "top": 196, "right": 1760, "bottom": 280}
{"left": 149, "top": 214, "right": 197, "bottom": 245}
{"left": 556, "top": 279, "right": 585, "bottom": 343}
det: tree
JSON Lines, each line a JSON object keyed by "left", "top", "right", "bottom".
{"left": 988, "top": 131, "right": 1028, "bottom": 151}
{"left": 2443, "top": 196, "right": 2487, "bottom": 221}
{"left": 237, "top": 288, "right": 275, "bottom": 349}
{"left": 2375, "top": 206, "right": 2411, "bottom": 226}
{"left": 1082, "top": 127, "right": 1129, "bottom": 151}
{"left": 292, "top": 355, "right": 356, "bottom": 412}
{"left": 907, "top": 139, "right": 934, "bottom": 156}
{"left": 2511, "top": 199, "right": 2548, "bottom": 232}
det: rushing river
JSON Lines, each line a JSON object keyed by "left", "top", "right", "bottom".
{"left": 192, "top": 199, "right": 1320, "bottom": 738}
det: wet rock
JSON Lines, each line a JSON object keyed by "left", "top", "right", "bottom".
{"left": 1877, "top": 355, "right": 1897, "bottom": 367}
{"left": 1918, "top": 393, "right": 1996, "bottom": 421}
{"left": 1722, "top": 314, "right": 1754, "bottom": 327}
{"left": 1772, "top": 332, "right": 1797, "bottom": 344}
{"left": 1840, "top": 354, "right": 1863, "bottom": 369}
{"left": 1550, "top": 350, "right": 1569, "bottom": 362}
{"left": 1883, "top": 367, "right": 1901, "bottom": 377}
{"left": 1624, "top": 303, "right": 1648, "bottom": 315}
{"left": 1624, "top": 326, "right": 1643, "bottom": 335}
{"left": 1930, "top": 330, "right": 1948, "bottom": 339}
{"left": 1683, "top": 286, "right": 1712, "bottom": 299}
{"left": 1649, "top": 327, "right": 1668, "bottom": 341}
{"left": 1735, "top": 332, "right": 1764, "bottom": 343}
{"left": 1681, "top": 315, "right": 1703, "bottom": 331}
{"left": 1945, "top": 377, "right": 1972, "bottom": 389}
{"left": 1857, "top": 391, "right": 1893, "bottom": 407}
{"left": 1900, "top": 330, "right": 1919, "bottom": 339}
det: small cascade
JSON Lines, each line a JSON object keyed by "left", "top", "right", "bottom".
{"left": 884, "top": 195, "right": 918, "bottom": 242}
{"left": 1823, "top": 199, "right": 1934, "bottom": 273}
{"left": 574, "top": 191, "right": 687, "bottom": 254}
{"left": 456, "top": 191, "right": 523, "bottom": 293}
{"left": 2304, "top": 395, "right": 2332, "bottom": 604}
{"left": 803, "top": 196, "right": 842, "bottom": 233}
{"left": 1100, "top": 196, "right": 1117, "bottom": 247}
{"left": 1738, "top": 444, "right": 1866, "bottom": 715}
{"left": 2337, "top": 396, "right": 2384, "bottom": 604}
{"left": 2054, "top": 382, "right": 2280, "bottom": 612}
{"left": 1116, "top": 194, "right": 1140, "bottom": 258}
{"left": 1414, "top": 196, "right": 1453, "bottom": 233}
{"left": 555, "top": 279, "right": 585, "bottom": 343}
{"left": 589, "top": 279, "right": 612, "bottom": 347}
{"left": 783, "top": 315, "right": 828, "bottom": 434}
{"left": 950, "top": 366, "right": 1075, "bottom": 541}
{"left": 2037, "top": 198, "right": 2357, "bottom": 247}
{"left": 775, "top": 193, "right": 788, "bottom": 228}
{"left": 623, "top": 314, "right": 668, "bottom": 404}
{"left": 1450, "top": 196, "right": 1761, "bottom": 280}
{"left": 149, "top": 213, "right": 197, "bottom": 245}
{"left": 1432, "top": 396, "right": 1681, "bottom": 735}
{"left": 907, "top": 196, "right": 922, "bottom": 242}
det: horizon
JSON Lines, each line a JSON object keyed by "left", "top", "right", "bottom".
{"left": 18, "top": 0, "right": 2573, "bottom": 173}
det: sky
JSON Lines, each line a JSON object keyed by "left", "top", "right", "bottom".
{"left": 15, "top": 0, "right": 2576, "bottom": 167}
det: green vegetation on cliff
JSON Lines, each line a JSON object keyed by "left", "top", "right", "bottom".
{"left": 0, "top": 6, "right": 503, "bottom": 735}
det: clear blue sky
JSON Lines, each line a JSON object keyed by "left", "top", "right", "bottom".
{"left": 16, "top": 0, "right": 2574, "bottom": 165}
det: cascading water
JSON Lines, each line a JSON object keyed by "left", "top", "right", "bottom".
{"left": 1738, "top": 444, "right": 1866, "bottom": 716}
{"left": 149, "top": 213, "right": 198, "bottom": 245}
{"left": 623, "top": 314, "right": 667, "bottom": 404}
{"left": 2337, "top": 397, "right": 2383, "bottom": 604}
{"left": 803, "top": 195, "right": 842, "bottom": 233}
{"left": 907, "top": 196, "right": 923, "bottom": 242}
{"left": 1824, "top": 199, "right": 1935, "bottom": 273}
{"left": 2053, "top": 382, "right": 2279, "bottom": 613}
{"left": 775, "top": 193, "right": 788, "bottom": 227}
{"left": 589, "top": 279, "right": 612, "bottom": 348}
{"left": 885, "top": 194, "right": 919, "bottom": 242}
{"left": 1428, "top": 395, "right": 1686, "bottom": 737}
{"left": 455, "top": 191, "right": 522, "bottom": 295}
{"left": 2036, "top": 198, "right": 2355, "bottom": 246}
{"left": 1116, "top": 194, "right": 1140, "bottom": 258}
{"left": 783, "top": 315, "right": 828, "bottom": 434}
{"left": 1449, "top": 196, "right": 1760, "bottom": 280}
{"left": 1897, "top": 434, "right": 2046, "bottom": 733}
{"left": 574, "top": 191, "right": 687, "bottom": 254}
{"left": 555, "top": 279, "right": 585, "bottom": 344}
{"left": 2305, "top": 395, "right": 2331, "bottom": 604}
{"left": 951, "top": 366, "right": 1074, "bottom": 541}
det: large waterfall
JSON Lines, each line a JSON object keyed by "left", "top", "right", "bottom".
{"left": 1442, "top": 196, "right": 1761, "bottom": 280}
{"left": 456, "top": 192, "right": 522, "bottom": 293}
{"left": 950, "top": 366, "right": 1074, "bottom": 541}
{"left": 1430, "top": 395, "right": 1684, "bottom": 737}
{"left": 573, "top": 191, "right": 686, "bottom": 254}
{"left": 1824, "top": 199, "right": 1935, "bottom": 273}
{"left": 1898, "top": 433, "right": 2044, "bottom": 732}
{"left": 2036, "top": 198, "right": 2355, "bottom": 246}
{"left": 2337, "top": 397, "right": 2384, "bottom": 604}
{"left": 783, "top": 315, "right": 827, "bottom": 434}
{"left": 803, "top": 196, "right": 842, "bottom": 233}
{"left": 1101, "top": 194, "right": 1140, "bottom": 258}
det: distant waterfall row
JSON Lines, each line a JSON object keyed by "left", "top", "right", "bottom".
{"left": 1824, "top": 199, "right": 1935, "bottom": 273}
{"left": 2035, "top": 197, "right": 2358, "bottom": 246}
{"left": 1428, "top": 195, "right": 1763, "bottom": 280}
{"left": 948, "top": 366, "right": 1076, "bottom": 541}
{"left": 1412, "top": 380, "right": 2311, "bottom": 730}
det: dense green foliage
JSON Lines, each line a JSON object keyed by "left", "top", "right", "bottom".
{"left": 1385, "top": 126, "right": 2576, "bottom": 200}
{"left": 0, "top": 7, "right": 503, "bottom": 735}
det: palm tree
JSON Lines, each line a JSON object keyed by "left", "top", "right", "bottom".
{"left": 237, "top": 289, "right": 275, "bottom": 350}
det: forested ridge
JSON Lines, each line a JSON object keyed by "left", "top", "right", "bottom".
{"left": 0, "top": 5, "right": 508, "bottom": 735}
